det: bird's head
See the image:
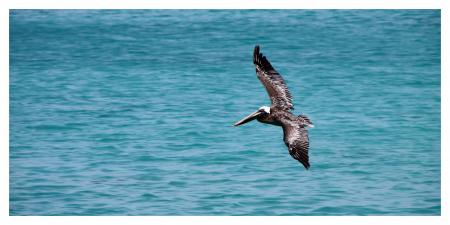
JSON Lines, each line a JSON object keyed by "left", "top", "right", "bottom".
{"left": 233, "top": 106, "right": 270, "bottom": 126}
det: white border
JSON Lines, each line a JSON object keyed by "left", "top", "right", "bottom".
{"left": 2, "top": 1, "right": 447, "bottom": 225}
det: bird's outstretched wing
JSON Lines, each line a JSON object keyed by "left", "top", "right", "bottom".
{"left": 282, "top": 121, "right": 310, "bottom": 169}
{"left": 253, "top": 45, "right": 294, "bottom": 110}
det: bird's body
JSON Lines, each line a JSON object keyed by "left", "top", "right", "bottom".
{"left": 234, "top": 46, "right": 314, "bottom": 169}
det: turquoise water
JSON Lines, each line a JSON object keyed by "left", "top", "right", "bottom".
{"left": 10, "top": 10, "right": 440, "bottom": 215}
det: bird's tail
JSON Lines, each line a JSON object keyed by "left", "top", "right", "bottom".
{"left": 298, "top": 114, "right": 314, "bottom": 128}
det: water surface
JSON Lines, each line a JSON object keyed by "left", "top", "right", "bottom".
{"left": 10, "top": 10, "right": 440, "bottom": 215}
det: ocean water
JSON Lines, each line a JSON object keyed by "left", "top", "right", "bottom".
{"left": 9, "top": 10, "right": 440, "bottom": 215}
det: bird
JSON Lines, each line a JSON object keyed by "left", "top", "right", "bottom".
{"left": 233, "top": 45, "right": 314, "bottom": 169}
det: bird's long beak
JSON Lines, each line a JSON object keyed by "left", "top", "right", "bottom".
{"left": 233, "top": 110, "right": 262, "bottom": 126}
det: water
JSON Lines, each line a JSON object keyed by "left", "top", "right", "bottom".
{"left": 9, "top": 10, "right": 440, "bottom": 215}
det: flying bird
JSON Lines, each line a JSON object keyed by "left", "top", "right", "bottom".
{"left": 234, "top": 45, "right": 314, "bottom": 169}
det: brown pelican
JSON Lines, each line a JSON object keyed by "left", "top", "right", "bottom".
{"left": 234, "top": 45, "right": 314, "bottom": 169}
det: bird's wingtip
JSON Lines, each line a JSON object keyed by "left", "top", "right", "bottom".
{"left": 254, "top": 45, "right": 260, "bottom": 52}
{"left": 253, "top": 45, "right": 260, "bottom": 63}
{"left": 303, "top": 162, "right": 311, "bottom": 170}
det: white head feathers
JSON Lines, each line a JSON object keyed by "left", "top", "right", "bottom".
{"left": 259, "top": 106, "right": 271, "bottom": 114}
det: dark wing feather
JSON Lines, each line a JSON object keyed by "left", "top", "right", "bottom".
{"left": 282, "top": 120, "right": 310, "bottom": 169}
{"left": 253, "top": 45, "right": 294, "bottom": 110}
